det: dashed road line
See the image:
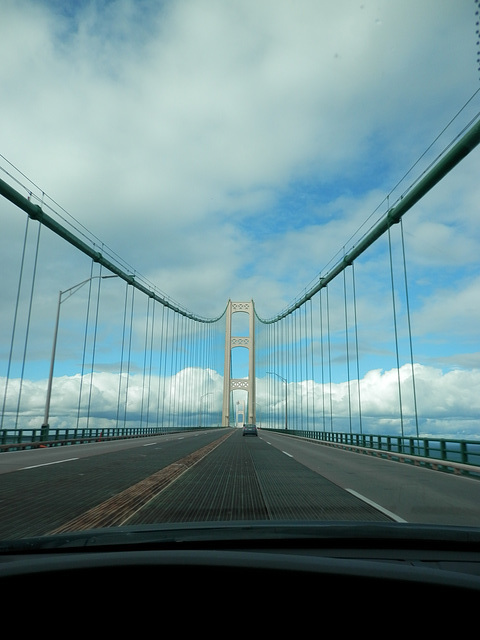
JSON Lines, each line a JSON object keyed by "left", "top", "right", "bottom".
{"left": 346, "top": 489, "right": 407, "bottom": 522}
{"left": 21, "top": 458, "right": 78, "bottom": 470}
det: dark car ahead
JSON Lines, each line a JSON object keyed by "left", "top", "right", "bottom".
{"left": 243, "top": 424, "right": 257, "bottom": 436}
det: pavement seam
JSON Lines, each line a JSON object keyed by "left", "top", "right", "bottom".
{"left": 49, "top": 432, "right": 233, "bottom": 533}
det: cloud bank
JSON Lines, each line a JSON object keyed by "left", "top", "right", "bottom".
{"left": 2, "top": 363, "right": 480, "bottom": 439}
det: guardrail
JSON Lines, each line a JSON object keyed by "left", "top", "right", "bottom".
{"left": 268, "top": 429, "right": 480, "bottom": 478}
{"left": 0, "top": 426, "right": 217, "bottom": 452}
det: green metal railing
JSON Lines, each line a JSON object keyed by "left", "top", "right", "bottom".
{"left": 0, "top": 425, "right": 218, "bottom": 451}
{"left": 268, "top": 428, "right": 480, "bottom": 477}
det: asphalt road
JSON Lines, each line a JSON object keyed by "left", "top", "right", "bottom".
{"left": 1, "top": 428, "right": 479, "bottom": 540}
{"left": 261, "top": 430, "right": 480, "bottom": 526}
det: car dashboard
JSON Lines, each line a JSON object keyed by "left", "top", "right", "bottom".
{"left": 1, "top": 521, "right": 479, "bottom": 626}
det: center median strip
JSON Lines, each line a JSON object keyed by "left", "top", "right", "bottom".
{"left": 50, "top": 432, "right": 233, "bottom": 534}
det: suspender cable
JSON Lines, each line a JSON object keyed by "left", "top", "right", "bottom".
{"left": 388, "top": 226, "right": 404, "bottom": 438}
{"left": 400, "top": 218, "right": 420, "bottom": 438}
{"left": 140, "top": 296, "right": 151, "bottom": 428}
{"left": 343, "top": 264, "right": 352, "bottom": 433}
{"left": 116, "top": 281, "right": 130, "bottom": 429}
{"left": 15, "top": 221, "right": 41, "bottom": 429}
{"left": 147, "top": 298, "right": 157, "bottom": 428}
{"left": 351, "top": 262, "right": 363, "bottom": 434}
{"left": 319, "top": 289, "right": 325, "bottom": 432}
{"left": 123, "top": 285, "right": 135, "bottom": 429}
{"left": 1, "top": 217, "right": 29, "bottom": 429}
{"left": 156, "top": 304, "right": 166, "bottom": 430}
{"left": 160, "top": 306, "right": 170, "bottom": 431}
{"left": 309, "top": 299, "right": 315, "bottom": 431}
{"left": 305, "top": 301, "right": 310, "bottom": 429}
{"left": 326, "top": 287, "right": 333, "bottom": 431}
{"left": 76, "top": 261, "right": 94, "bottom": 429}
{"left": 181, "top": 315, "right": 188, "bottom": 428}
{"left": 85, "top": 264, "right": 103, "bottom": 430}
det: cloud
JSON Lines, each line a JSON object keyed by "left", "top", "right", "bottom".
{"left": 2, "top": 363, "right": 480, "bottom": 439}
{"left": 412, "top": 276, "right": 480, "bottom": 341}
{"left": 2, "top": 0, "right": 478, "bottom": 320}
{"left": 0, "top": 367, "right": 224, "bottom": 428}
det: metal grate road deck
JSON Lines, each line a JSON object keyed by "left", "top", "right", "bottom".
{"left": 126, "top": 430, "right": 391, "bottom": 524}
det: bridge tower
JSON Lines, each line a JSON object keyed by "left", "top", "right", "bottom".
{"left": 222, "top": 300, "right": 256, "bottom": 427}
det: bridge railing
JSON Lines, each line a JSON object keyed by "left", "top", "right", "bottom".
{"left": 267, "top": 428, "right": 480, "bottom": 477}
{"left": 0, "top": 426, "right": 217, "bottom": 452}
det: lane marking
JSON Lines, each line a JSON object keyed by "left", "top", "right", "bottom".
{"left": 346, "top": 489, "right": 407, "bottom": 523}
{"left": 143, "top": 442, "right": 158, "bottom": 447}
{"left": 21, "top": 457, "right": 79, "bottom": 470}
{"left": 282, "top": 451, "right": 293, "bottom": 458}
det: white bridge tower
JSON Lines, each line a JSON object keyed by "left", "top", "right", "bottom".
{"left": 222, "top": 300, "right": 256, "bottom": 426}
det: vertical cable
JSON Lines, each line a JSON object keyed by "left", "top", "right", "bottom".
{"left": 304, "top": 303, "right": 309, "bottom": 430}
{"left": 116, "top": 282, "right": 130, "bottom": 429}
{"left": 326, "top": 287, "right": 333, "bottom": 431}
{"left": 343, "top": 264, "right": 352, "bottom": 433}
{"left": 1, "top": 218, "right": 29, "bottom": 429}
{"left": 15, "top": 221, "right": 41, "bottom": 429}
{"left": 176, "top": 313, "right": 183, "bottom": 428}
{"left": 388, "top": 226, "right": 404, "bottom": 437}
{"left": 400, "top": 218, "right": 419, "bottom": 438}
{"left": 180, "top": 314, "right": 187, "bottom": 428}
{"left": 86, "top": 264, "right": 103, "bottom": 429}
{"left": 269, "top": 321, "right": 273, "bottom": 428}
{"left": 168, "top": 311, "right": 178, "bottom": 429}
{"left": 309, "top": 299, "right": 315, "bottom": 431}
{"left": 319, "top": 289, "right": 325, "bottom": 432}
{"left": 290, "top": 313, "right": 295, "bottom": 429}
{"left": 140, "top": 296, "right": 151, "bottom": 428}
{"left": 351, "top": 262, "right": 363, "bottom": 434}
{"left": 123, "top": 285, "right": 135, "bottom": 429}
{"left": 186, "top": 318, "right": 193, "bottom": 429}
{"left": 76, "top": 261, "right": 95, "bottom": 429}
{"left": 156, "top": 304, "right": 166, "bottom": 430}
{"left": 146, "top": 298, "right": 156, "bottom": 428}
{"left": 294, "top": 309, "right": 300, "bottom": 429}
{"left": 160, "top": 306, "right": 170, "bottom": 432}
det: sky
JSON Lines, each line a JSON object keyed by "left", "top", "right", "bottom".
{"left": 1, "top": 0, "right": 480, "bottom": 438}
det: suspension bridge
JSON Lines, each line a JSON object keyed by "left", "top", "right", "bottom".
{"left": 1, "top": 117, "right": 480, "bottom": 536}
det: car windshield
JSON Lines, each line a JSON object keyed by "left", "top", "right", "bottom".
{"left": 1, "top": 0, "right": 480, "bottom": 546}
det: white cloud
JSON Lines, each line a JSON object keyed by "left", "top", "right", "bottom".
{"left": 411, "top": 275, "right": 480, "bottom": 340}
{"left": 2, "top": 1, "right": 478, "bottom": 318}
{"left": 3, "top": 363, "right": 480, "bottom": 439}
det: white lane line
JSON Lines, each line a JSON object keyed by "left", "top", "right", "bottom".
{"left": 21, "top": 458, "right": 79, "bottom": 470}
{"left": 346, "top": 489, "right": 407, "bottom": 523}
{"left": 282, "top": 451, "right": 293, "bottom": 458}
{"left": 143, "top": 442, "right": 158, "bottom": 447}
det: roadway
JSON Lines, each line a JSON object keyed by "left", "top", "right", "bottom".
{"left": 0, "top": 427, "right": 479, "bottom": 539}
{"left": 262, "top": 430, "right": 480, "bottom": 526}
